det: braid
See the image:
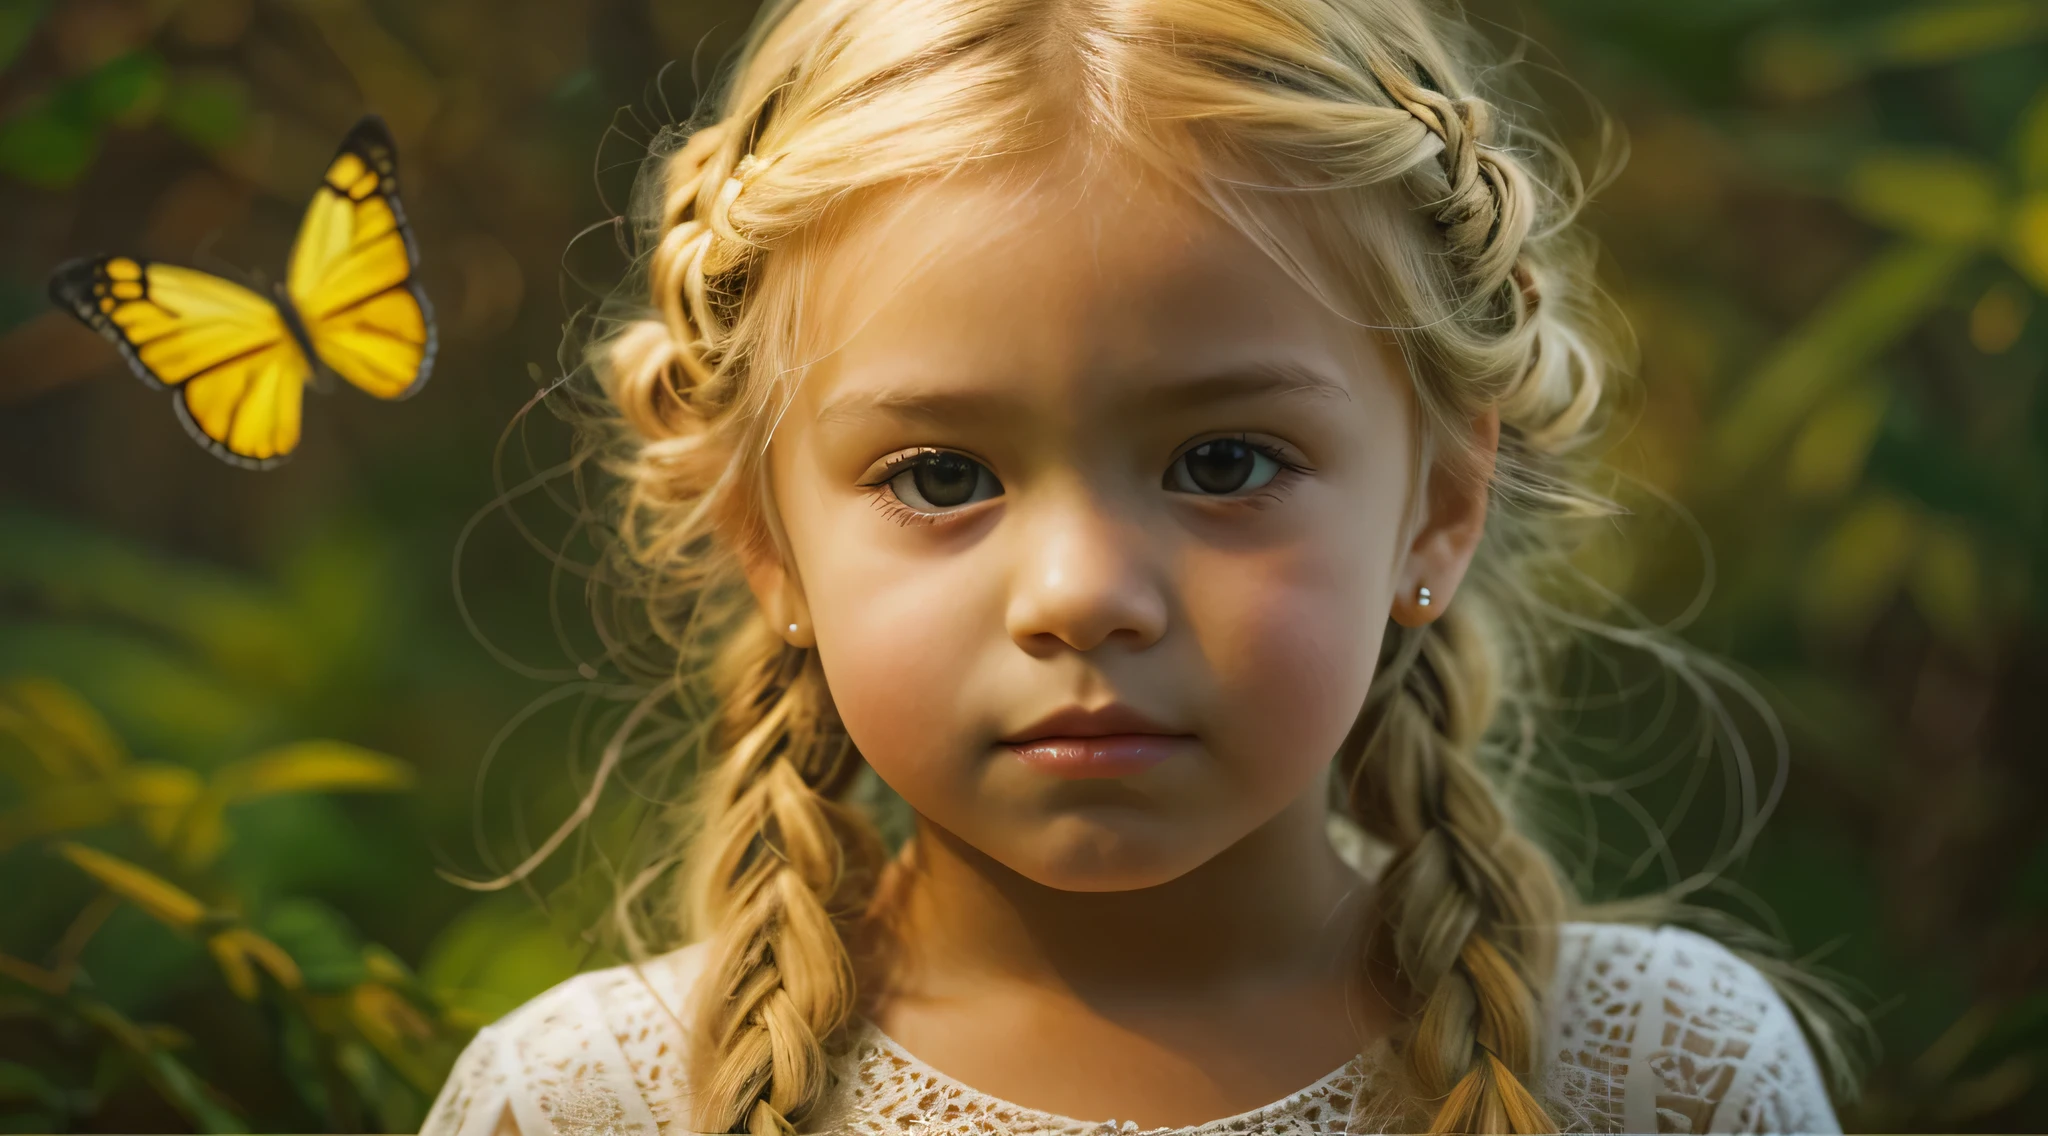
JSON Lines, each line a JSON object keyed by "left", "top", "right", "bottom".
{"left": 682, "top": 616, "right": 885, "bottom": 1134}
{"left": 603, "top": 103, "right": 887, "bottom": 1135}
{"left": 581, "top": 4, "right": 1650, "bottom": 1133}
{"left": 1341, "top": 602, "right": 1568, "bottom": 1133}
{"left": 1331, "top": 76, "right": 1583, "bottom": 1129}
{"left": 1371, "top": 56, "right": 1532, "bottom": 296}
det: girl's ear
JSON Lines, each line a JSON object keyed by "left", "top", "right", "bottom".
{"left": 737, "top": 537, "right": 817, "bottom": 649}
{"left": 1391, "top": 406, "right": 1499, "bottom": 629}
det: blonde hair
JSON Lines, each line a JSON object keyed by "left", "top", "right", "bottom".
{"left": 554, "top": 0, "right": 1848, "bottom": 1132}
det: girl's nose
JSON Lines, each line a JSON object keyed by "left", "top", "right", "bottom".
{"left": 1004, "top": 498, "right": 1169, "bottom": 655}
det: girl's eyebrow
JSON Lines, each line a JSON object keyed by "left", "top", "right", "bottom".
{"left": 813, "top": 360, "right": 1350, "bottom": 429}
{"left": 1131, "top": 361, "right": 1353, "bottom": 412}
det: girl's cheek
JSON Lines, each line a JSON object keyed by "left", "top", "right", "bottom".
{"left": 1181, "top": 537, "right": 1385, "bottom": 782}
{"left": 812, "top": 551, "right": 989, "bottom": 780}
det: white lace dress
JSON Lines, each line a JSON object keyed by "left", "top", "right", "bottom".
{"left": 418, "top": 922, "right": 1841, "bottom": 1136}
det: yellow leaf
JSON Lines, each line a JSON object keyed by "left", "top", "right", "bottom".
{"left": 1847, "top": 150, "right": 2003, "bottom": 244}
{"left": 347, "top": 981, "right": 446, "bottom": 1092}
{"left": 0, "top": 784, "right": 122, "bottom": 850}
{"left": 350, "top": 982, "right": 433, "bottom": 1047}
{"left": 207, "top": 932, "right": 259, "bottom": 999}
{"left": 2019, "top": 86, "right": 2048, "bottom": 190}
{"left": 0, "top": 950, "right": 65, "bottom": 994}
{"left": 1969, "top": 281, "right": 2032, "bottom": 353}
{"left": 0, "top": 678, "right": 127, "bottom": 780}
{"left": 1801, "top": 494, "right": 1920, "bottom": 636}
{"left": 1711, "top": 241, "right": 1975, "bottom": 474}
{"left": 209, "top": 927, "right": 302, "bottom": 995}
{"left": 245, "top": 931, "right": 302, "bottom": 989}
{"left": 215, "top": 741, "right": 413, "bottom": 802}
{"left": 2010, "top": 194, "right": 2048, "bottom": 292}
{"left": 117, "top": 764, "right": 203, "bottom": 848}
{"left": 1745, "top": 29, "right": 1857, "bottom": 100}
{"left": 1875, "top": 1, "right": 2048, "bottom": 66}
{"left": 169, "top": 793, "right": 228, "bottom": 871}
{"left": 58, "top": 842, "right": 208, "bottom": 930}
{"left": 1910, "top": 521, "right": 1982, "bottom": 644}
{"left": 230, "top": 929, "right": 301, "bottom": 990}
{"left": 1786, "top": 384, "right": 1889, "bottom": 500}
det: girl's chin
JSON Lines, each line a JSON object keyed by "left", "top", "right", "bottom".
{"left": 980, "top": 811, "right": 1234, "bottom": 892}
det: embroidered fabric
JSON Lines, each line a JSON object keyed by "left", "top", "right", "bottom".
{"left": 419, "top": 922, "right": 1841, "bottom": 1136}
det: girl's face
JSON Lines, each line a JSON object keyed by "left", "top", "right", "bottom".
{"left": 746, "top": 160, "right": 1487, "bottom": 893}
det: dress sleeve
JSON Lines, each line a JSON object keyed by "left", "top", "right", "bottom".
{"left": 1707, "top": 958, "right": 1841, "bottom": 1135}
{"left": 420, "top": 1022, "right": 512, "bottom": 1136}
{"left": 417, "top": 974, "right": 669, "bottom": 1136}
{"left": 1543, "top": 923, "right": 1843, "bottom": 1135}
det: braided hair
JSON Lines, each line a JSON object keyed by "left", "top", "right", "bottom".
{"left": 590, "top": 0, "right": 1631, "bottom": 1130}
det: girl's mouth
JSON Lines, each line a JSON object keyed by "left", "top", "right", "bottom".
{"left": 1004, "top": 734, "right": 1193, "bottom": 778}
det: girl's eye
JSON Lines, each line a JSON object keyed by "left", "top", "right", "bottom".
{"left": 1166, "top": 437, "right": 1283, "bottom": 496}
{"left": 882, "top": 450, "right": 1003, "bottom": 512}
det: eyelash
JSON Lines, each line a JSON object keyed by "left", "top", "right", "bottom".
{"left": 1171, "top": 434, "right": 1311, "bottom": 509}
{"left": 857, "top": 438, "right": 1312, "bottom": 528}
{"left": 858, "top": 447, "right": 978, "bottom": 528}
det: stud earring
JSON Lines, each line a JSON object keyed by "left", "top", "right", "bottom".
{"left": 788, "top": 623, "right": 799, "bottom": 633}
{"left": 1417, "top": 586, "right": 1432, "bottom": 607}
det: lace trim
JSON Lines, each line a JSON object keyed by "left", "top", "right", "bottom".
{"left": 420, "top": 921, "right": 1843, "bottom": 1136}
{"left": 808, "top": 1018, "right": 1392, "bottom": 1135}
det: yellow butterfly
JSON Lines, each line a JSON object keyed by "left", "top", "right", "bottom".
{"left": 49, "top": 115, "right": 435, "bottom": 468}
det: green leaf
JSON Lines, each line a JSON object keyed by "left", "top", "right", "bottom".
{"left": 0, "top": 624, "right": 268, "bottom": 765}
{"left": 261, "top": 900, "right": 368, "bottom": 994}
{"left": 1847, "top": 150, "right": 2004, "bottom": 244}
{"left": 0, "top": 107, "right": 97, "bottom": 189}
{"left": 1709, "top": 240, "right": 1977, "bottom": 475}
{"left": 2012, "top": 835, "right": 2048, "bottom": 915}
{"left": 419, "top": 895, "right": 583, "bottom": 1022}
{"left": 80, "top": 51, "right": 166, "bottom": 127}
{"left": 1747, "top": 5, "right": 2048, "bottom": 97}
{"left": 75, "top": 1000, "right": 247, "bottom": 1132}
{"left": 0, "top": 507, "right": 316, "bottom": 697}
{"left": 162, "top": 70, "right": 249, "bottom": 152}
{"left": 0, "top": 1058, "right": 66, "bottom": 1111}
{"left": 0, "top": 1, "right": 47, "bottom": 76}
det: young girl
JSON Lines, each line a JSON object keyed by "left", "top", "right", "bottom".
{"left": 423, "top": 0, "right": 1848, "bottom": 1132}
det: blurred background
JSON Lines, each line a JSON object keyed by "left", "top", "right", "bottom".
{"left": 1, "top": 0, "right": 2045, "bottom": 1131}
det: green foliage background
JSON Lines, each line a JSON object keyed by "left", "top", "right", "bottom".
{"left": 0, "top": 0, "right": 2044, "bottom": 1131}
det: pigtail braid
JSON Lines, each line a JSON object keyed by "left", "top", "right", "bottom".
{"left": 597, "top": 99, "right": 887, "bottom": 1135}
{"left": 681, "top": 615, "right": 885, "bottom": 1134}
{"left": 1341, "top": 601, "right": 1567, "bottom": 1133}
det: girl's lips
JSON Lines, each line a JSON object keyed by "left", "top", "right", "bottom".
{"left": 1004, "top": 733, "right": 1193, "bottom": 779}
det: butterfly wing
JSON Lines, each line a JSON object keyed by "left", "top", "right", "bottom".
{"left": 286, "top": 114, "right": 436, "bottom": 400}
{"left": 49, "top": 256, "right": 311, "bottom": 468}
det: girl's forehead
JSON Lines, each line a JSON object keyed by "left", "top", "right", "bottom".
{"left": 781, "top": 161, "right": 1383, "bottom": 414}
